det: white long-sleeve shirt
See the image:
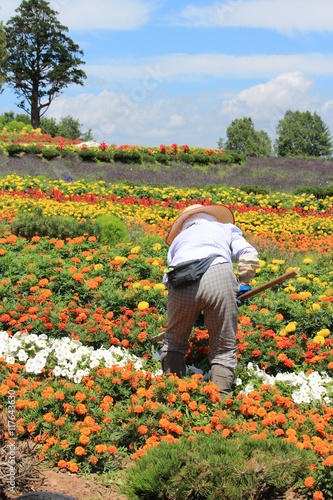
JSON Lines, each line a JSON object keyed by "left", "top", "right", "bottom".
{"left": 164, "top": 218, "right": 259, "bottom": 284}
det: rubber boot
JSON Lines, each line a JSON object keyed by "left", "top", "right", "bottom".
{"left": 161, "top": 351, "right": 186, "bottom": 377}
{"left": 210, "top": 364, "right": 234, "bottom": 395}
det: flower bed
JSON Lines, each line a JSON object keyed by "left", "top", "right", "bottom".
{"left": 0, "top": 172, "right": 333, "bottom": 498}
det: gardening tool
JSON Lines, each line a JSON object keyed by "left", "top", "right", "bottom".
{"left": 151, "top": 269, "right": 298, "bottom": 344}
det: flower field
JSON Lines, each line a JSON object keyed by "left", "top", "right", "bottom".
{"left": 1, "top": 163, "right": 333, "bottom": 498}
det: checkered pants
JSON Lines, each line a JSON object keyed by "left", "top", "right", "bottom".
{"left": 161, "top": 263, "right": 239, "bottom": 369}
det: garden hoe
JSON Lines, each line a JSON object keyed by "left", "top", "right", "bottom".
{"left": 151, "top": 268, "right": 298, "bottom": 345}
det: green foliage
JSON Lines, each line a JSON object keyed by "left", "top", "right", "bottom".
{"left": 6, "top": 143, "right": 27, "bottom": 156}
{"left": 155, "top": 152, "right": 170, "bottom": 165}
{"left": 124, "top": 434, "right": 315, "bottom": 499}
{"left": 221, "top": 117, "right": 273, "bottom": 157}
{"left": 275, "top": 110, "right": 333, "bottom": 158}
{"left": 239, "top": 184, "right": 270, "bottom": 195}
{"left": 177, "top": 152, "right": 196, "bottom": 164}
{"left": 4, "top": 0, "right": 86, "bottom": 128}
{"left": 41, "top": 146, "right": 60, "bottom": 160}
{"left": 4, "top": 120, "right": 33, "bottom": 133}
{"left": 113, "top": 149, "right": 143, "bottom": 164}
{"left": 95, "top": 214, "right": 130, "bottom": 246}
{"left": 0, "top": 22, "right": 7, "bottom": 92}
{"left": 40, "top": 115, "right": 93, "bottom": 141}
{"left": 192, "top": 152, "right": 212, "bottom": 165}
{"left": 293, "top": 185, "right": 333, "bottom": 198}
{"left": 10, "top": 209, "right": 100, "bottom": 240}
{"left": 77, "top": 147, "right": 98, "bottom": 162}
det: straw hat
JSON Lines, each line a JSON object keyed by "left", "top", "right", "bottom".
{"left": 166, "top": 204, "right": 234, "bottom": 245}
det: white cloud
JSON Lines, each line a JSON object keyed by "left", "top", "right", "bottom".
{"left": 173, "top": 0, "right": 333, "bottom": 33}
{"left": 44, "top": 72, "right": 332, "bottom": 147}
{"left": 219, "top": 72, "right": 319, "bottom": 137}
{"left": 84, "top": 52, "right": 333, "bottom": 87}
{"left": 0, "top": 0, "right": 156, "bottom": 30}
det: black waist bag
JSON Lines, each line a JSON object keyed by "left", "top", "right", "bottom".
{"left": 167, "top": 254, "right": 219, "bottom": 288}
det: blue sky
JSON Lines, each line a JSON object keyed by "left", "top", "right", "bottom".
{"left": 1, "top": 0, "right": 333, "bottom": 148}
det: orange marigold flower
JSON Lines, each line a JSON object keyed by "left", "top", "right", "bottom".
{"left": 138, "top": 425, "right": 149, "bottom": 435}
{"left": 95, "top": 444, "right": 108, "bottom": 454}
{"left": 6, "top": 235, "right": 18, "bottom": 244}
{"left": 75, "top": 446, "right": 86, "bottom": 456}
{"left": 66, "top": 461, "right": 79, "bottom": 473}
{"left": 89, "top": 455, "right": 98, "bottom": 464}
{"left": 79, "top": 434, "right": 90, "bottom": 445}
{"left": 304, "top": 477, "right": 315, "bottom": 488}
{"left": 63, "top": 403, "right": 73, "bottom": 414}
{"left": 188, "top": 401, "right": 198, "bottom": 411}
{"left": 103, "top": 395, "right": 113, "bottom": 404}
{"left": 322, "top": 455, "right": 333, "bottom": 466}
{"left": 57, "top": 460, "right": 67, "bottom": 469}
{"left": 75, "top": 404, "right": 87, "bottom": 415}
{"left": 74, "top": 391, "right": 87, "bottom": 402}
{"left": 313, "top": 491, "right": 324, "bottom": 500}
{"left": 180, "top": 393, "right": 191, "bottom": 403}
{"left": 43, "top": 412, "right": 55, "bottom": 422}
{"left": 27, "top": 422, "right": 36, "bottom": 433}
{"left": 60, "top": 440, "right": 69, "bottom": 449}
{"left": 108, "top": 445, "right": 118, "bottom": 454}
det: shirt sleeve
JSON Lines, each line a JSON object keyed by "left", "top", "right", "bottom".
{"left": 229, "top": 225, "right": 259, "bottom": 262}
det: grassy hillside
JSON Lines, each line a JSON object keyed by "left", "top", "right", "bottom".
{"left": 1, "top": 153, "right": 333, "bottom": 193}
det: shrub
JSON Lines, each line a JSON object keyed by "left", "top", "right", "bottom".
{"left": 25, "top": 144, "right": 42, "bottom": 155}
{"left": 293, "top": 185, "right": 333, "bottom": 198}
{"left": 41, "top": 146, "right": 60, "bottom": 160}
{"left": 178, "top": 152, "right": 196, "bottom": 164}
{"left": 113, "top": 150, "right": 143, "bottom": 164}
{"left": 95, "top": 149, "right": 114, "bottom": 163}
{"left": 124, "top": 434, "right": 316, "bottom": 500}
{"left": 95, "top": 213, "right": 130, "bottom": 246}
{"left": 155, "top": 152, "right": 170, "bottom": 165}
{"left": 193, "top": 152, "right": 212, "bottom": 165}
{"left": 10, "top": 209, "right": 100, "bottom": 240}
{"left": 6, "top": 144, "right": 27, "bottom": 156}
{"left": 77, "top": 147, "right": 98, "bottom": 162}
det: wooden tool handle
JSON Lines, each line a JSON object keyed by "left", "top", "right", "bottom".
{"left": 238, "top": 269, "right": 298, "bottom": 301}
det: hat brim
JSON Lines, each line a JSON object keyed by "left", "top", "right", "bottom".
{"left": 166, "top": 204, "right": 234, "bottom": 245}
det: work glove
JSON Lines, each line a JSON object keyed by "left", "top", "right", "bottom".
{"left": 236, "top": 284, "right": 251, "bottom": 307}
{"left": 237, "top": 254, "right": 260, "bottom": 283}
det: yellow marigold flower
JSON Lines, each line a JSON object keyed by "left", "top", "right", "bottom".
{"left": 317, "top": 328, "right": 330, "bottom": 338}
{"left": 298, "top": 291, "right": 312, "bottom": 300}
{"left": 143, "top": 285, "right": 151, "bottom": 290}
{"left": 153, "top": 243, "right": 161, "bottom": 250}
{"left": 131, "top": 246, "right": 141, "bottom": 254}
{"left": 93, "top": 263, "right": 104, "bottom": 271}
{"left": 268, "top": 264, "right": 279, "bottom": 272}
{"left": 297, "top": 277, "right": 310, "bottom": 283}
{"left": 138, "top": 301, "right": 149, "bottom": 310}
{"left": 285, "top": 321, "right": 297, "bottom": 333}
{"left": 313, "top": 336, "right": 325, "bottom": 345}
{"left": 279, "top": 328, "right": 287, "bottom": 337}
{"left": 311, "top": 303, "right": 321, "bottom": 310}
{"left": 154, "top": 283, "right": 166, "bottom": 291}
{"left": 113, "top": 255, "right": 127, "bottom": 263}
{"left": 303, "top": 258, "right": 313, "bottom": 265}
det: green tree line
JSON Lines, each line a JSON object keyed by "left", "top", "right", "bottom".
{"left": 217, "top": 113, "right": 332, "bottom": 158}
